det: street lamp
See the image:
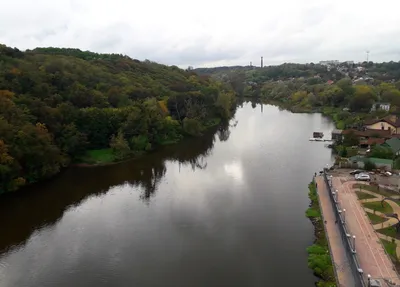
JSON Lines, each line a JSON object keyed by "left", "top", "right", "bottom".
{"left": 352, "top": 235, "right": 356, "bottom": 253}
{"left": 343, "top": 209, "right": 346, "bottom": 224}
{"left": 367, "top": 274, "right": 371, "bottom": 286}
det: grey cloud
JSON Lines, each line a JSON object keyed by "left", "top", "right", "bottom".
{"left": 1, "top": 0, "right": 400, "bottom": 67}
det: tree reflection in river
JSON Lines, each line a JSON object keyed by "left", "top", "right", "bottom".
{"left": 0, "top": 120, "right": 233, "bottom": 254}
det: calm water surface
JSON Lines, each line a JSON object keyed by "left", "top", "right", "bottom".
{"left": 0, "top": 102, "right": 335, "bottom": 287}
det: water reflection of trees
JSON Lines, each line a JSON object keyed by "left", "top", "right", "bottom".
{"left": 0, "top": 119, "right": 234, "bottom": 255}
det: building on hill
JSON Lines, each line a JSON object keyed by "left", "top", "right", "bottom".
{"left": 359, "top": 137, "right": 386, "bottom": 149}
{"left": 364, "top": 115, "right": 400, "bottom": 134}
{"left": 320, "top": 60, "right": 339, "bottom": 66}
{"left": 371, "top": 103, "right": 391, "bottom": 112}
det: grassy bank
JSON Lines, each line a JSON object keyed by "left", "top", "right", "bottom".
{"left": 76, "top": 118, "right": 223, "bottom": 166}
{"left": 305, "top": 180, "right": 336, "bottom": 287}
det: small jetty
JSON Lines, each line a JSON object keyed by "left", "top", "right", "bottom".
{"left": 309, "top": 138, "right": 332, "bottom": 142}
{"left": 313, "top": 131, "right": 324, "bottom": 138}
{"left": 309, "top": 131, "right": 331, "bottom": 142}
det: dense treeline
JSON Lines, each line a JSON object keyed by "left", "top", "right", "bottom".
{"left": 0, "top": 44, "right": 236, "bottom": 194}
{"left": 197, "top": 61, "right": 400, "bottom": 128}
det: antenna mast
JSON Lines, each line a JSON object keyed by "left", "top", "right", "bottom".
{"left": 366, "top": 50, "right": 370, "bottom": 62}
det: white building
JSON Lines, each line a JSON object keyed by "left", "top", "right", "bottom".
{"left": 320, "top": 60, "right": 340, "bottom": 66}
{"left": 371, "top": 103, "right": 391, "bottom": 112}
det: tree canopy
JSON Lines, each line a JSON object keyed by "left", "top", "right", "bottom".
{"left": 0, "top": 44, "right": 236, "bottom": 194}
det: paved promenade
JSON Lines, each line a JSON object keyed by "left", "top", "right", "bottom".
{"left": 316, "top": 176, "right": 355, "bottom": 287}
{"left": 333, "top": 177, "right": 400, "bottom": 286}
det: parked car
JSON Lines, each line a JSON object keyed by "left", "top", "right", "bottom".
{"left": 355, "top": 173, "right": 371, "bottom": 181}
{"left": 350, "top": 169, "right": 364, "bottom": 175}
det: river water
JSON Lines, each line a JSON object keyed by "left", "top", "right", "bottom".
{"left": 0, "top": 102, "right": 335, "bottom": 287}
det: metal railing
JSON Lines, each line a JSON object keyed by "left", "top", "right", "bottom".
{"left": 322, "top": 170, "right": 367, "bottom": 287}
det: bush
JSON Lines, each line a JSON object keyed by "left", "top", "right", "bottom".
{"left": 364, "top": 160, "right": 377, "bottom": 171}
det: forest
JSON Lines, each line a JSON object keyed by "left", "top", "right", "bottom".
{"left": 197, "top": 61, "right": 400, "bottom": 128}
{"left": 0, "top": 45, "right": 236, "bottom": 194}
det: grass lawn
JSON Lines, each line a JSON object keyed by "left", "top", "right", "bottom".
{"left": 366, "top": 212, "right": 388, "bottom": 224}
{"left": 80, "top": 149, "right": 116, "bottom": 164}
{"left": 380, "top": 239, "right": 398, "bottom": 262}
{"left": 353, "top": 183, "right": 398, "bottom": 198}
{"left": 377, "top": 226, "right": 400, "bottom": 240}
{"left": 363, "top": 201, "right": 393, "bottom": 214}
{"left": 355, "top": 190, "right": 377, "bottom": 200}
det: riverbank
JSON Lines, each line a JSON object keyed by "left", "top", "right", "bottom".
{"left": 75, "top": 118, "right": 223, "bottom": 167}
{"left": 305, "top": 180, "right": 336, "bottom": 287}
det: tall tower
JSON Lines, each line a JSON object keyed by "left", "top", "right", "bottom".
{"left": 366, "top": 50, "right": 370, "bottom": 62}
{"left": 250, "top": 61, "right": 252, "bottom": 67}
{"left": 261, "top": 56, "right": 263, "bottom": 68}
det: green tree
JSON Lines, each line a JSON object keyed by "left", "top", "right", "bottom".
{"left": 343, "top": 132, "right": 359, "bottom": 147}
{"left": 340, "top": 147, "right": 348, "bottom": 157}
{"left": 183, "top": 118, "right": 202, "bottom": 136}
{"left": 349, "top": 85, "right": 377, "bottom": 112}
{"left": 110, "top": 130, "right": 131, "bottom": 160}
{"left": 364, "top": 160, "right": 377, "bottom": 171}
{"left": 370, "top": 146, "right": 394, "bottom": 159}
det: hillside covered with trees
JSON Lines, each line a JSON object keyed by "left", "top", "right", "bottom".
{"left": 196, "top": 61, "right": 400, "bottom": 128}
{"left": 0, "top": 45, "right": 236, "bottom": 194}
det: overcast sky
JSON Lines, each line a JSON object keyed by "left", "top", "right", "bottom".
{"left": 1, "top": 0, "right": 400, "bottom": 68}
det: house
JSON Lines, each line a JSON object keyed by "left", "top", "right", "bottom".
{"left": 348, "top": 156, "right": 393, "bottom": 171}
{"left": 331, "top": 129, "right": 343, "bottom": 141}
{"left": 364, "top": 115, "right": 400, "bottom": 134}
{"left": 371, "top": 103, "right": 391, "bottom": 112}
{"left": 342, "top": 129, "right": 391, "bottom": 147}
{"left": 359, "top": 137, "right": 386, "bottom": 149}
{"left": 356, "top": 66, "right": 366, "bottom": 72}
{"left": 382, "top": 138, "right": 400, "bottom": 156}
{"left": 327, "top": 80, "right": 334, "bottom": 85}
{"left": 342, "top": 129, "right": 392, "bottom": 139}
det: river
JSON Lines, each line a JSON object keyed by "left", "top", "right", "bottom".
{"left": 0, "top": 102, "right": 335, "bottom": 287}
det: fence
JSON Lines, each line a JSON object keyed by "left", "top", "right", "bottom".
{"left": 322, "top": 170, "right": 367, "bottom": 287}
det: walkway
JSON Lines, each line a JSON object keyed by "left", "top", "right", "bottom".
{"left": 316, "top": 176, "right": 355, "bottom": 287}
{"left": 335, "top": 178, "right": 400, "bottom": 285}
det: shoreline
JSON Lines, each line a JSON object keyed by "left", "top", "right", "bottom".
{"left": 73, "top": 120, "right": 223, "bottom": 168}
{"left": 305, "top": 179, "right": 336, "bottom": 287}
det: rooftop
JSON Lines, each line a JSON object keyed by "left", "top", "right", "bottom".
{"left": 364, "top": 115, "right": 400, "bottom": 128}
{"left": 382, "top": 137, "right": 400, "bottom": 152}
{"left": 342, "top": 129, "right": 392, "bottom": 138}
{"left": 348, "top": 156, "right": 393, "bottom": 165}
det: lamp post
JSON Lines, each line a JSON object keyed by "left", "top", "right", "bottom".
{"left": 352, "top": 235, "right": 356, "bottom": 253}
{"left": 367, "top": 274, "right": 371, "bottom": 286}
{"left": 343, "top": 209, "right": 346, "bottom": 224}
